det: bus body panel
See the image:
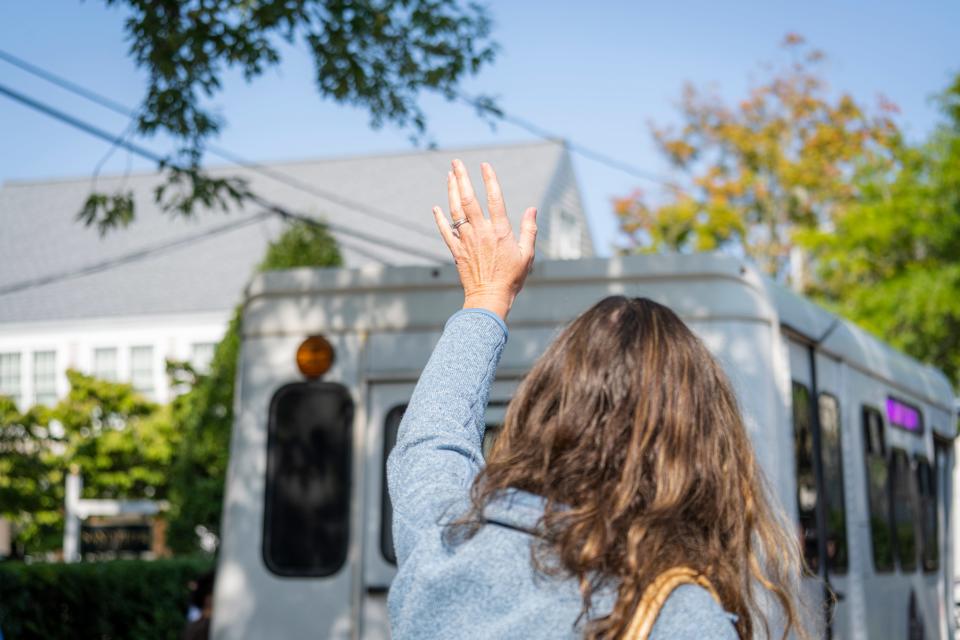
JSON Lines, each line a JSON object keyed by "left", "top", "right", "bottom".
{"left": 213, "top": 255, "right": 956, "bottom": 639}
{"left": 213, "top": 333, "right": 363, "bottom": 640}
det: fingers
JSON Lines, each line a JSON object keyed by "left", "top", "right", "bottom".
{"left": 447, "top": 171, "right": 463, "bottom": 221}
{"left": 451, "top": 158, "right": 484, "bottom": 224}
{"left": 432, "top": 206, "right": 461, "bottom": 257}
{"left": 480, "top": 162, "right": 508, "bottom": 224}
{"left": 518, "top": 207, "right": 538, "bottom": 260}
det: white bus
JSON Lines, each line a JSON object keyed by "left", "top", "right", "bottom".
{"left": 211, "top": 254, "right": 957, "bottom": 639}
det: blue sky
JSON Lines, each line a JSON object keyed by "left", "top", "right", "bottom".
{"left": 1, "top": 1, "right": 958, "bottom": 255}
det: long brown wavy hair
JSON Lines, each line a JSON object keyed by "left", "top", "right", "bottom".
{"left": 448, "top": 296, "right": 808, "bottom": 639}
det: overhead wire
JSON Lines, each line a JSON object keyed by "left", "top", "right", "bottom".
{"left": 0, "top": 46, "right": 683, "bottom": 194}
{"left": 201, "top": 146, "right": 440, "bottom": 238}
{"left": 0, "top": 211, "right": 273, "bottom": 297}
{"left": 0, "top": 47, "right": 691, "bottom": 291}
{"left": 455, "top": 92, "right": 682, "bottom": 190}
{"left": 0, "top": 82, "right": 448, "bottom": 276}
{"left": 0, "top": 48, "right": 132, "bottom": 117}
{"left": 0, "top": 207, "right": 397, "bottom": 296}
{"left": 0, "top": 47, "right": 440, "bottom": 239}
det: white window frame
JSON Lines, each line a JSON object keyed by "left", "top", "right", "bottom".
{"left": 129, "top": 345, "right": 155, "bottom": 396}
{"left": 190, "top": 342, "right": 216, "bottom": 375}
{"left": 33, "top": 350, "right": 57, "bottom": 406}
{"left": 0, "top": 352, "right": 22, "bottom": 404}
{"left": 92, "top": 347, "right": 119, "bottom": 382}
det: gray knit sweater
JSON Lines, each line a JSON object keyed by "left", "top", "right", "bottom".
{"left": 386, "top": 309, "right": 739, "bottom": 639}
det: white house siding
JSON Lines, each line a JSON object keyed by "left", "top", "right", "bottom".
{"left": 0, "top": 311, "right": 228, "bottom": 407}
{"left": 538, "top": 146, "right": 593, "bottom": 259}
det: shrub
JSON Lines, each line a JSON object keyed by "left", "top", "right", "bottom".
{"left": 0, "top": 557, "right": 214, "bottom": 639}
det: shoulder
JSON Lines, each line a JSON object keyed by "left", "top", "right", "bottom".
{"left": 649, "top": 584, "right": 739, "bottom": 640}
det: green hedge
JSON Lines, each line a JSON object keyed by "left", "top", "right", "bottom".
{"left": 0, "top": 557, "right": 215, "bottom": 640}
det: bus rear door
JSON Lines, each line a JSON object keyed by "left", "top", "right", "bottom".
{"left": 361, "top": 380, "right": 515, "bottom": 638}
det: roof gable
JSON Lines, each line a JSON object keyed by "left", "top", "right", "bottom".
{"left": 0, "top": 140, "right": 569, "bottom": 324}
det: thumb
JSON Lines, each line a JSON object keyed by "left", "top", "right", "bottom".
{"left": 518, "top": 207, "right": 538, "bottom": 260}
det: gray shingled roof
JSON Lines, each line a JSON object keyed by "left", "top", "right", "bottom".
{"left": 0, "top": 140, "right": 572, "bottom": 324}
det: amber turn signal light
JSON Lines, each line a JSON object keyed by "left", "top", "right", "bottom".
{"left": 296, "top": 335, "right": 335, "bottom": 379}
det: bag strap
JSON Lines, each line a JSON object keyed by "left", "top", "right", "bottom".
{"left": 623, "top": 567, "right": 721, "bottom": 640}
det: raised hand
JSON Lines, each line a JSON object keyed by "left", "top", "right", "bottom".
{"left": 432, "top": 159, "right": 538, "bottom": 321}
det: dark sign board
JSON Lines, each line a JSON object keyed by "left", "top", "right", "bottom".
{"left": 80, "top": 523, "right": 152, "bottom": 554}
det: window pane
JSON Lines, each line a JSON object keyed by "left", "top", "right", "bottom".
{"left": 863, "top": 407, "right": 894, "bottom": 572}
{"left": 263, "top": 383, "right": 353, "bottom": 576}
{"left": 891, "top": 449, "right": 918, "bottom": 572}
{"left": 381, "top": 405, "right": 406, "bottom": 564}
{"left": 482, "top": 425, "right": 502, "bottom": 458}
{"left": 380, "top": 408, "right": 501, "bottom": 565}
{"left": 33, "top": 351, "right": 57, "bottom": 405}
{"left": 935, "top": 442, "right": 951, "bottom": 577}
{"left": 916, "top": 457, "right": 938, "bottom": 571}
{"left": 191, "top": 342, "right": 216, "bottom": 374}
{"left": 129, "top": 346, "right": 154, "bottom": 395}
{"left": 0, "top": 353, "right": 21, "bottom": 402}
{"left": 552, "top": 208, "right": 582, "bottom": 259}
{"left": 792, "top": 382, "right": 819, "bottom": 573}
{"left": 92, "top": 348, "right": 118, "bottom": 382}
{"left": 819, "top": 394, "right": 848, "bottom": 573}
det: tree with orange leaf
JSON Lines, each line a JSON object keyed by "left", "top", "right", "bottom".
{"left": 615, "top": 34, "right": 901, "bottom": 286}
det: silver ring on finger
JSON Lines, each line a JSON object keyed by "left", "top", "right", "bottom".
{"left": 451, "top": 217, "right": 470, "bottom": 230}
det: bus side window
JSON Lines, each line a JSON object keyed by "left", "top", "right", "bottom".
{"left": 934, "top": 439, "right": 951, "bottom": 574}
{"left": 819, "top": 393, "right": 848, "bottom": 573}
{"left": 890, "top": 448, "right": 919, "bottom": 572}
{"left": 862, "top": 406, "right": 895, "bottom": 572}
{"left": 792, "top": 382, "right": 819, "bottom": 573}
{"left": 263, "top": 382, "right": 354, "bottom": 577}
{"left": 915, "top": 455, "right": 938, "bottom": 572}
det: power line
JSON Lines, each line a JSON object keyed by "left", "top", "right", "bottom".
{"left": 0, "top": 46, "right": 682, "bottom": 194}
{"left": 455, "top": 93, "right": 682, "bottom": 190}
{"left": 252, "top": 194, "right": 443, "bottom": 262}
{"left": 205, "top": 146, "right": 439, "bottom": 238}
{"left": 0, "top": 47, "right": 439, "bottom": 239}
{"left": 0, "top": 46, "right": 687, "bottom": 266}
{"left": 0, "top": 48, "right": 132, "bottom": 116}
{"left": 0, "top": 82, "right": 447, "bottom": 266}
{"left": 0, "top": 208, "right": 397, "bottom": 296}
{"left": 0, "top": 212, "right": 272, "bottom": 297}
{"left": 0, "top": 81, "right": 167, "bottom": 163}
{"left": 334, "top": 235, "right": 392, "bottom": 266}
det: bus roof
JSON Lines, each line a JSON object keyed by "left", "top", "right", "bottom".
{"left": 244, "top": 253, "right": 956, "bottom": 416}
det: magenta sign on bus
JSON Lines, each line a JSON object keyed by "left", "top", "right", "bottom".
{"left": 886, "top": 397, "right": 922, "bottom": 433}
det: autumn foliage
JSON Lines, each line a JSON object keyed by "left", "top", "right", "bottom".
{"left": 615, "top": 34, "right": 900, "bottom": 282}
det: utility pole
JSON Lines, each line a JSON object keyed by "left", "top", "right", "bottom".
{"left": 63, "top": 466, "right": 82, "bottom": 563}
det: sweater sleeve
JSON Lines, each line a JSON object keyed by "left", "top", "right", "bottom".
{"left": 386, "top": 308, "right": 508, "bottom": 567}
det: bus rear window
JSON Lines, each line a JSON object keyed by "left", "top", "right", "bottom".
{"left": 381, "top": 408, "right": 501, "bottom": 565}
{"left": 381, "top": 405, "right": 406, "bottom": 565}
{"left": 263, "top": 382, "right": 354, "bottom": 577}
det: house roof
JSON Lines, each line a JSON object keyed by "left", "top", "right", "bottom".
{"left": 0, "top": 140, "right": 576, "bottom": 325}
